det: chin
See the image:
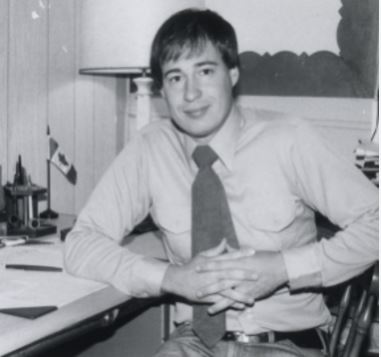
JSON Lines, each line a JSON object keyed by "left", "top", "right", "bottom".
{"left": 172, "top": 117, "right": 217, "bottom": 140}
{"left": 188, "top": 129, "right": 215, "bottom": 142}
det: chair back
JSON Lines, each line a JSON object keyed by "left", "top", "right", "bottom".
{"left": 329, "top": 263, "right": 378, "bottom": 357}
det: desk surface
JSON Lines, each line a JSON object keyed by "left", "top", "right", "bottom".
{"left": 0, "top": 286, "right": 126, "bottom": 356}
{"left": 0, "top": 215, "right": 165, "bottom": 356}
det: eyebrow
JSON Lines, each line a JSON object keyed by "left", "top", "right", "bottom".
{"left": 163, "top": 61, "right": 219, "bottom": 78}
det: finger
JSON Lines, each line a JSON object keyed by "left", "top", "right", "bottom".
{"left": 196, "top": 293, "right": 239, "bottom": 306}
{"left": 197, "top": 259, "right": 236, "bottom": 272}
{"left": 196, "top": 270, "right": 257, "bottom": 295}
{"left": 197, "top": 258, "right": 257, "bottom": 275}
{"left": 202, "top": 297, "right": 245, "bottom": 313}
{"left": 232, "top": 302, "right": 246, "bottom": 310}
{"left": 224, "top": 269, "right": 258, "bottom": 281}
{"left": 197, "top": 279, "right": 255, "bottom": 305}
{"left": 211, "top": 248, "right": 255, "bottom": 261}
{"left": 203, "top": 295, "right": 248, "bottom": 314}
{"left": 199, "top": 238, "right": 227, "bottom": 258}
{"left": 218, "top": 288, "right": 255, "bottom": 306}
{"left": 208, "top": 292, "right": 256, "bottom": 314}
{"left": 195, "top": 293, "right": 226, "bottom": 304}
{"left": 197, "top": 279, "right": 238, "bottom": 298}
{"left": 208, "top": 297, "right": 237, "bottom": 315}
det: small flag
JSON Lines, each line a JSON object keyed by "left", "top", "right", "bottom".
{"left": 49, "top": 137, "right": 77, "bottom": 185}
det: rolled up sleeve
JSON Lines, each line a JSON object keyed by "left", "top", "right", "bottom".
{"left": 283, "top": 122, "right": 378, "bottom": 290}
{"left": 64, "top": 136, "right": 168, "bottom": 298}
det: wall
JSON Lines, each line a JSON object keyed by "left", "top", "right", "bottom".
{"left": 206, "top": 0, "right": 342, "bottom": 55}
{"left": 0, "top": 0, "right": 128, "bottom": 215}
{"left": 0, "top": 0, "right": 377, "bottom": 217}
{"left": 237, "top": 96, "right": 377, "bottom": 162}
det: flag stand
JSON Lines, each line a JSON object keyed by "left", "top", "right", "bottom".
{"left": 39, "top": 158, "right": 59, "bottom": 219}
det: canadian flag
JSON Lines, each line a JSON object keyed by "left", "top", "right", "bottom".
{"left": 49, "top": 136, "right": 77, "bottom": 185}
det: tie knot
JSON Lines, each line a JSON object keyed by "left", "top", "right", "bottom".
{"left": 192, "top": 145, "right": 218, "bottom": 169}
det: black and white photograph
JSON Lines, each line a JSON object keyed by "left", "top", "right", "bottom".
{"left": 0, "top": 1, "right": 378, "bottom": 356}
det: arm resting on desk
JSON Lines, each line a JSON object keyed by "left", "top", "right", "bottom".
{"left": 65, "top": 227, "right": 169, "bottom": 299}
{"left": 64, "top": 137, "right": 172, "bottom": 298}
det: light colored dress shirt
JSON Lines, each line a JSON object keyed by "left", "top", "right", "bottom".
{"left": 64, "top": 104, "right": 378, "bottom": 334}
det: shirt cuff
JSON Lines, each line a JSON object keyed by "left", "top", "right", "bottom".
{"left": 114, "top": 255, "right": 170, "bottom": 298}
{"left": 282, "top": 243, "right": 322, "bottom": 291}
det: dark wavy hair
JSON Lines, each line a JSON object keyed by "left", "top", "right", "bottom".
{"left": 150, "top": 8, "right": 239, "bottom": 91}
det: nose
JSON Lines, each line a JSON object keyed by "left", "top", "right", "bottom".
{"left": 184, "top": 76, "right": 201, "bottom": 102}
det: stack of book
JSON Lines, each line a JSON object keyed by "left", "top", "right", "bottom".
{"left": 354, "top": 140, "right": 379, "bottom": 187}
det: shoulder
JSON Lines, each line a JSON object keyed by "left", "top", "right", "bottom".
{"left": 139, "top": 119, "right": 178, "bottom": 145}
{"left": 236, "top": 106, "right": 329, "bottom": 165}
{"left": 117, "top": 119, "right": 176, "bottom": 152}
{"left": 116, "top": 119, "right": 184, "bottom": 168}
{"left": 110, "top": 120, "right": 173, "bottom": 163}
{"left": 238, "top": 106, "right": 314, "bottom": 143}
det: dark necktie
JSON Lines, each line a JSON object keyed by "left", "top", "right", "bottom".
{"left": 191, "top": 145, "right": 239, "bottom": 348}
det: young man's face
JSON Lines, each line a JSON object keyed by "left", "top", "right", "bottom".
{"left": 161, "top": 41, "right": 239, "bottom": 143}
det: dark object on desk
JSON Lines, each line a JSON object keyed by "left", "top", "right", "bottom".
{"left": 0, "top": 166, "right": 6, "bottom": 236}
{"left": 0, "top": 210, "right": 8, "bottom": 236}
{"left": 7, "top": 219, "right": 57, "bottom": 238}
{"left": 39, "top": 151, "right": 59, "bottom": 219}
{"left": 40, "top": 125, "right": 78, "bottom": 219}
{"left": 3, "top": 156, "right": 57, "bottom": 238}
{"left": 60, "top": 227, "right": 72, "bottom": 241}
{"left": 0, "top": 305, "right": 58, "bottom": 319}
{"left": 5, "top": 264, "right": 63, "bottom": 272}
{"left": 0, "top": 164, "right": 5, "bottom": 210}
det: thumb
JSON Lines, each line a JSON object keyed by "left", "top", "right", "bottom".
{"left": 199, "top": 238, "right": 227, "bottom": 258}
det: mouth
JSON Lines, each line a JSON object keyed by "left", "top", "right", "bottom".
{"left": 183, "top": 106, "right": 209, "bottom": 119}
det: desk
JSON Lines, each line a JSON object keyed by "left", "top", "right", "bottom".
{"left": 0, "top": 216, "right": 166, "bottom": 357}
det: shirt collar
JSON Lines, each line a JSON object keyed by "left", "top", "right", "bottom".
{"left": 181, "top": 104, "right": 243, "bottom": 171}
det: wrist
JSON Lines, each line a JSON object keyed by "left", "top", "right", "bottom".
{"left": 160, "top": 263, "right": 180, "bottom": 295}
{"left": 278, "top": 252, "right": 289, "bottom": 286}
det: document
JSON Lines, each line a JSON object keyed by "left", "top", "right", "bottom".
{"left": 0, "top": 243, "right": 105, "bottom": 310}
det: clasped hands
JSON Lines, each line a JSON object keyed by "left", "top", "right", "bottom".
{"left": 161, "top": 239, "right": 288, "bottom": 315}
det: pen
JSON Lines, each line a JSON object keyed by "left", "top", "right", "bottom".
{"left": 5, "top": 264, "right": 63, "bottom": 272}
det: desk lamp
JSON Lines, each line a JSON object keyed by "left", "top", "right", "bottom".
{"left": 79, "top": 0, "right": 204, "bottom": 132}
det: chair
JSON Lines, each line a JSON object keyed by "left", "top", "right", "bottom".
{"left": 328, "top": 263, "right": 379, "bottom": 357}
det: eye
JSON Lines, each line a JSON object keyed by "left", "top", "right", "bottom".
{"left": 199, "top": 67, "right": 215, "bottom": 76}
{"left": 167, "top": 74, "right": 183, "bottom": 85}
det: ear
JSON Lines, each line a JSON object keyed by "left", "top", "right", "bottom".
{"left": 229, "top": 67, "right": 240, "bottom": 86}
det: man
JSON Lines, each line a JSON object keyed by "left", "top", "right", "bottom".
{"left": 65, "top": 8, "right": 378, "bottom": 357}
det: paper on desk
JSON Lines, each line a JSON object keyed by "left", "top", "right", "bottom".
{"left": 0, "top": 245, "right": 106, "bottom": 309}
{"left": 0, "top": 244, "right": 63, "bottom": 267}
